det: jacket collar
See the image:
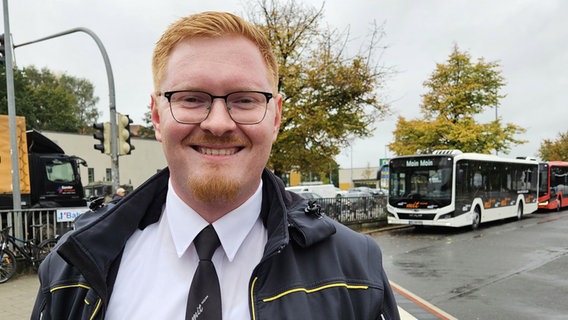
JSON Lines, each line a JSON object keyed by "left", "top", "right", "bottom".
{"left": 57, "top": 168, "right": 169, "bottom": 298}
{"left": 57, "top": 167, "right": 336, "bottom": 297}
{"left": 260, "top": 168, "right": 336, "bottom": 256}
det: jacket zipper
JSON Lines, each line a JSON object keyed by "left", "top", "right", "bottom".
{"left": 249, "top": 242, "right": 286, "bottom": 320}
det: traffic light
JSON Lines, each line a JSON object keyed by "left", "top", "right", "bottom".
{"left": 117, "top": 113, "right": 134, "bottom": 155}
{"left": 93, "top": 122, "right": 110, "bottom": 154}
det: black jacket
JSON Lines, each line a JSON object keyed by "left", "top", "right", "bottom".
{"left": 32, "top": 168, "right": 400, "bottom": 320}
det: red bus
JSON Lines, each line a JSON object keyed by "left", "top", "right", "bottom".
{"left": 538, "top": 161, "right": 568, "bottom": 211}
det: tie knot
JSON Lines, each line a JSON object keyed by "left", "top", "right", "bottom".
{"left": 194, "top": 225, "right": 220, "bottom": 261}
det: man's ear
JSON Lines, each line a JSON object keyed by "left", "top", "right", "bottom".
{"left": 272, "top": 93, "right": 283, "bottom": 142}
{"left": 150, "top": 94, "right": 162, "bottom": 142}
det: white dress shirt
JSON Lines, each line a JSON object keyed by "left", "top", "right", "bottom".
{"left": 106, "top": 179, "right": 267, "bottom": 319}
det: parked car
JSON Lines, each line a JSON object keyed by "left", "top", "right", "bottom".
{"left": 291, "top": 190, "right": 338, "bottom": 216}
{"left": 295, "top": 191, "right": 323, "bottom": 200}
{"left": 342, "top": 190, "right": 375, "bottom": 213}
{"left": 376, "top": 188, "right": 388, "bottom": 196}
{"left": 348, "top": 186, "right": 379, "bottom": 195}
{"left": 348, "top": 186, "right": 388, "bottom": 197}
{"left": 335, "top": 187, "right": 348, "bottom": 197}
{"left": 286, "top": 184, "right": 345, "bottom": 198}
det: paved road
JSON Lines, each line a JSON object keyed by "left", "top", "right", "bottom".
{"left": 373, "top": 210, "right": 568, "bottom": 319}
{"left": 1, "top": 228, "right": 451, "bottom": 319}
{"left": 1, "top": 273, "right": 428, "bottom": 319}
{"left": 0, "top": 272, "right": 38, "bottom": 319}
{"left": 1, "top": 266, "right": 449, "bottom": 319}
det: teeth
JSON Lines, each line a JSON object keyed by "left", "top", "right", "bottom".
{"left": 199, "top": 147, "right": 236, "bottom": 156}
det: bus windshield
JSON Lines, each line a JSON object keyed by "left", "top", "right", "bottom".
{"left": 389, "top": 156, "right": 453, "bottom": 209}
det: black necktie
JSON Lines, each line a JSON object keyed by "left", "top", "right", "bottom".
{"left": 186, "top": 225, "right": 222, "bottom": 320}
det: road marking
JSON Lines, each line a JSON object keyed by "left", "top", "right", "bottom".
{"left": 391, "top": 281, "right": 458, "bottom": 320}
{"left": 398, "top": 306, "right": 417, "bottom": 320}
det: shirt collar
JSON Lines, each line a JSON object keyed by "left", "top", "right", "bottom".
{"left": 165, "top": 179, "right": 263, "bottom": 262}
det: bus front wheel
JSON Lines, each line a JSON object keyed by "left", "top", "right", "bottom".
{"left": 471, "top": 207, "right": 481, "bottom": 230}
{"left": 516, "top": 202, "right": 524, "bottom": 221}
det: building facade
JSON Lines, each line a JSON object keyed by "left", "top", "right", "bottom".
{"left": 43, "top": 131, "right": 166, "bottom": 192}
{"left": 338, "top": 166, "right": 381, "bottom": 190}
{"left": 42, "top": 131, "right": 383, "bottom": 194}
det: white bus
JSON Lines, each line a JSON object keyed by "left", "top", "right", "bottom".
{"left": 387, "top": 150, "right": 539, "bottom": 229}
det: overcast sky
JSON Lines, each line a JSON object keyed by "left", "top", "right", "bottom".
{"left": 2, "top": 0, "right": 567, "bottom": 168}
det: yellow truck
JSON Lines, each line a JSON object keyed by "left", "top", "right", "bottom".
{"left": 0, "top": 115, "right": 87, "bottom": 209}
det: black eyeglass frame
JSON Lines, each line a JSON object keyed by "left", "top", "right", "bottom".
{"left": 161, "top": 90, "right": 273, "bottom": 125}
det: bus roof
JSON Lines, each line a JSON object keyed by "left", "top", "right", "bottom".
{"left": 390, "top": 150, "right": 539, "bottom": 165}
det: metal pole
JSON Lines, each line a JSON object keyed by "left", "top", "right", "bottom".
{"left": 15, "top": 27, "right": 120, "bottom": 190}
{"left": 3, "top": 0, "right": 23, "bottom": 238}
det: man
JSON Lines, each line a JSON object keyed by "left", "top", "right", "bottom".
{"left": 32, "top": 12, "right": 400, "bottom": 320}
{"left": 108, "top": 187, "right": 126, "bottom": 204}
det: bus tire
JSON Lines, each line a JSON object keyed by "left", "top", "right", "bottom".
{"left": 472, "top": 207, "right": 481, "bottom": 230}
{"left": 516, "top": 202, "right": 524, "bottom": 221}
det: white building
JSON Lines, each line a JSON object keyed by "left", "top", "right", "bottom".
{"left": 338, "top": 166, "right": 381, "bottom": 190}
{"left": 42, "top": 130, "right": 384, "bottom": 193}
{"left": 43, "top": 131, "right": 166, "bottom": 189}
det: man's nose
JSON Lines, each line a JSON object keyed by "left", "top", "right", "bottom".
{"left": 199, "top": 99, "right": 237, "bottom": 134}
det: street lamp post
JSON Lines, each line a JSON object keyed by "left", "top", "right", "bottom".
{"left": 3, "top": 0, "right": 22, "bottom": 241}
{"left": 14, "top": 28, "right": 120, "bottom": 191}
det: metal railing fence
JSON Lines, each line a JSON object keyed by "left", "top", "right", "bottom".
{"left": 309, "top": 195, "right": 388, "bottom": 225}
{"left": 1, "top": 195, "right": 387, "bottom": 243}
{"left": 0, "top": 208, "right": 73, "bottom": 243}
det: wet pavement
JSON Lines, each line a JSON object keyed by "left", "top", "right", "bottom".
{"left": 1, "top": 269, "right": 451, "bottom": 319}
{"left": 1, "top": 224, "right": 451, "bottom": 320}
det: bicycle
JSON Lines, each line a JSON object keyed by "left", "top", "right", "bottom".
{"left": 0, "top": 225, "right": 58, "bottom": 283}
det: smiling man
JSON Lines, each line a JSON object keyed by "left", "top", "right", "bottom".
{"left": 32, "top": 12, "right": 400, "bottom": 320}
{"left": 153, "top": 32, "right": 281, "bottom": 221}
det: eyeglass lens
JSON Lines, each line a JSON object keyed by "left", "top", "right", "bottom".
{"left": 168, "top": 91, "right": 270, "bottom": 124}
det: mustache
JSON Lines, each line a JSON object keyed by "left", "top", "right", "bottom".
{"left": 182, "top": 134, "right": 251, "bottom": 147}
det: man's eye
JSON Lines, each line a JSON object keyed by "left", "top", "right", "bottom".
{"left": 233, "top": 97, "right": 255, "bottom": 104}
{"left": 174, "top": 93, "right": 208, "bottom": 104}
{"left": 183, "top": 96, "right": 203, "bottom": 103}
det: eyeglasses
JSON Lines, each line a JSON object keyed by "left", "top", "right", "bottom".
{"left": 162, "top": 90, "right": 273, "bottom": 125}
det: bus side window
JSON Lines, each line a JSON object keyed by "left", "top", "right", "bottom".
{"left": 455, "top": 168, "right": 464, "bottom": 194}
{"left": 520, "top": 171, "right": 527, "bottom": 189}
{"left": 473, "top": 172, "right": 482, "bottom": 188}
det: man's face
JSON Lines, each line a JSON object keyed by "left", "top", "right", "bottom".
{"left": 151, "top": 35, "right": 282, "bottom": 212}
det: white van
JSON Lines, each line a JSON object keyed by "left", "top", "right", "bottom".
{"left": 285, "top": 184, "right": 345, "bottom": 198}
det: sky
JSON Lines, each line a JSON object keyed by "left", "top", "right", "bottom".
{"left": 2, "top": 0, "right": 567, "bottom": 169}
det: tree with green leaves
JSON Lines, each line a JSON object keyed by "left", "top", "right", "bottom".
{"left": 0, "top": 66, "right": 100, "bottom": 133}
{"left": 539, "top": 131, "right": 568, "bottom": 161}
{"left": 138, "top": 108, "right": 156, "bottom": 139}
{"left": 390, "top": 45, "right": 526, "bottom": 155}
{"left": 138, "top": 1, "right": 390, "bottom": 175}
{"left": 247, "top": 0, "right": 391, "bottom": 177}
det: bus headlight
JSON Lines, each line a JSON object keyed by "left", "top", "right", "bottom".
{"left": 438, "top": 211, "right": 459, "bottom": 219}
{"left": 439, "top": 213, "right": 452, "bottom": 220}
